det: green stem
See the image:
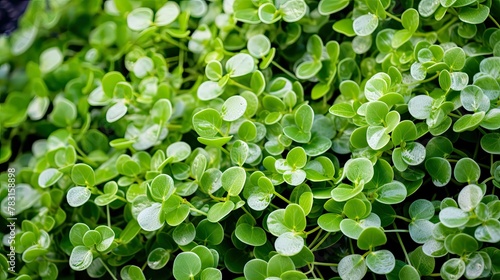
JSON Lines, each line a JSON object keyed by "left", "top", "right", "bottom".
{"left": 311, "top": 232, "right": 331, "bottom": 251}
{"left": 385, "top": 12, "right": 402, "bottom": 23}
{"left": 489, "top": 14, "right": 500, "bottom": 29}
{"left": 453, "top": 148, "right": 469, "bottom": 158}
{"left": 305, "top": 226, "right": 321, "bottom": 236}
{"left": 407, "top": 73, "right": 439, "bottom": 86}
{"left": 107, "top": 205, "right": 111, "bottom": 228}
{"left": 183, "top": 200, "right": 208, "bottom": 216}
{"left": 393, "top": 215, "right": 412, "bottom": 223}
{"left": 229, "top": 80, "right": 254, "bottom": 92}
{"left": 437, "top": 17, "right": 459, "bottom": 34}
{"left": 271, "top": 61, "right": 298, "bottom": 80}
{"left": 308, "top": 229, "right": 323, "bottom": 248}
{"left": 312, "top": 262, "right": 338, "bottom": 266}
{"left": 384, "top": 229, "right": 409, "bottom": 233}
{"left": 273, "top": 191, "right": 292, "bottom": 204}
{"left": 481, "top": 176, "right": 495, "bottom": 185}
{"left": 100, "top": 258, "right": 118, "bottom": 280}
{"left": 394, "top": 224, "right": 411, "bottom": 265}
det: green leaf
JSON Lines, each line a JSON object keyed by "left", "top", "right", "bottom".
{"left": 366, "top": 250, "right": 395, "bottom": 274}
{"left": 67, "top": 187, "right": 91, "bottom": 207}
{"left": 71, "top": 163, "right": 95, "bottom": 186}
{"left": 127, "top": 7, "right": 153, "bottom": 31}
{"left": 207, "top": 201, "right": 234, "bottom": 223}
{"left": 295, "top": 104, "right": 314, "bottom": 132}
{"left": 69, "top": 223, "right": 90, "bottom": 246}
{"left": 425, "top": 157, "right": 452, "bottom": 187}
{"left": 353, "top": 14, "right": 379, "bottom": 36}
{"left": 149, "top": 174, "right": 175, "bottom": 202}
{"left": 167, "top": 141, "right": 191, "bottom": 163}
{"left": 235, "top": 224, "right": 267, "bottom": 246}
{"left": 401, "top": 8, "right": 419, "bottom": 33}
{"left": 344, "top": 198, "right": 367, "bottom": 220}
{"left": 296, "top": 60, "right": 322, "bottom": 79}
{"left": 441, "top": 258, "right": 465, "bottom": 280}
{"left": 196, "top": 220, "right": 224, "bottom": 245}
{"left": 38, "top": 168, "right": 63, "bottom": 188}
{"left": 69, "top": 246, "right": 93, "bottom": 271}
{"left": 439, "top": 207, "right": 469, "bottom": 228}
{"left": 275, "top": 232, "right": 304, "bottom": 256}
{"left": 357, "top": 227, "right": 387, "bottom": 250}
{"left": 345, "top": 157, "right": 374, "bottom": 184}
{"left": 458, "top": 184, "right": 483, "bottom": 212}
{"left": 138, "top": 203, "right": 164, "bottom": 231}
{"left": 95, "top": 225, "right": 115, "bottom": 252}
{"left": 226, "top": 53, "right": 255, "bottom": 77}
{"left": 121, "top": 265, "right": 146, "bottom": 280}
{"left": 280, "top": 0, "right": 307, "bottom": 22}
{"left": 222, "top": 96, "right": 247, "bottom": 122}
{"left": 247, "top": 34, "right": 271, "bottom": 58}
{"left": 399, "top": 265, "right": 420, "bottom": 280}
{"left": 197, "top": 81, "right": 225, "bottom": 101}
{"left": 444, "top": 47, "right": 466, "bottom": 70}
{"left": 222, "top": 167, "right": 246, "bottom": 196}
{"left": 173, "top": 252, "right": 202, "bottom": 280}
{"left": 453, "top": 157, "right": 480, "bottom": 183}
{"left": 317, "top": 213, "right": 343, "bottom": 232}
{"left": 458, "top": 5, "right": 489, "bottom": 24}
{"left": 401, "top": 142, "right": 426, "bottom": 166}
{"left": 155, "top": 2, "right": 180, "bottom": 26}
{"left": 319, "top": 0, "right": 349, "bottom": 15}
{"left": 284, "top": 204, "right": 306, "bottom": 232}
{"left": 408, "top": 246, "right": 435, "bottom": 276}
{"left": 192, "top": 109, "right": 222, "bottom": 137}
{"left": 481, "top": 133, "right": 500, "bottom": 154}
{"left": 375, "top": 181, "right": 407, "bottom": 204}
{"left": 409, "top": 199, "right": 435, "bottom": 220}
{"left": 460, "top": 85, "right": 490, "bottom": 113}
{"left": 40, "top": 47, "right": 63, "bottom": 73}
{"left": 200, "top": 268, "right": 222, "bottom": 280}
{"left": 392, "top": 120, "right": 417, "bottom": 146}
{"left": 244, "top": 259, "right": 268, "bottom": 280}
{"left": 267, "top": 255, "right": 295, "bottom": 277}
{"left": 474, "top": 219, "right": 500, "bottom": 243}
{"left": 408, "top": 95, "right": 433, "bottom": 120}
{"left": 151, "top": 99, "right": 172, "bottom": 125}
{"left": 338, "top": 254, "right": 367, "bottom": 280}
{"left": 148, "top": 248, "right": 170, "bottom": 270}
{"left": 173, "top": 223, "right": 196, "bottom": 246}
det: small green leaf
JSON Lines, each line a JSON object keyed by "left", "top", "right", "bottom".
{"left": 226, "top": 53, "right": 255, "bottom": 77}
{"left": 275, "top": 232, "right": 304, "bottom": 256}
{"left": 454, "top": 157, "right": 480, "bottom": 183}
{"left": 366, "top": 250, "right": 395, "bottom": 275}
{"left": 481, "top": 133, "right": 500, "bottom": 154}
{"left": 458, "top": 5, "right": 489, "bottom": 24}
{"left": 155, "top": 2, "right": 180, "bottom": 26}
{"left": 207, "top": 201, "right": 234, "bottom": 223}
{"left": 67, "top": 187, "right": 91, "bottom": 207}
{"left": 280, "top": 0, "right": 307, "bottom": 22}
{"left": 235, "top": 224, "right": 267, "bottom": 246}
{"left": 222, "top": 167, "right": 246, "bottom": 196}
{"left": 127, "top": 7, "right": 153, "bottom": 31}
{"left": 38, "top": 168, "right": 63, "bottom": 188}
{"left": 357, "top": 227, "right": 387, "bottom": 250}
{"left": 338, "top": 254, "right": 367, "bottom": 280}
{"left": 148, "top": 248, "right": 170, "bottom": 270}
{"left": 69, "top": 246, "right": 93, "bottom": 271}
{"left": 173, "top": 252, "right": 202, "bottom": 280}
{"left": 353, "top": 14, "right": 379, "bottom": 36}
{"left": 222, "top": 96, "right": 247, "bottom": 122}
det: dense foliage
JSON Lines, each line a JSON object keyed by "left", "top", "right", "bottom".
{"left": 1, "top": 0, "right": 500, "bottom": 279}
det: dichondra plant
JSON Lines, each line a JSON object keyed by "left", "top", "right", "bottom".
{"left": 1, "top": 0, "right": 500, "bottom": 279}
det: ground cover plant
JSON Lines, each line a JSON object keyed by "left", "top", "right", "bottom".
{"left": 1, "top": 0, "right": 500, "bottom": 279}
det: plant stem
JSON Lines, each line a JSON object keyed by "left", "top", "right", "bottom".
{"left": 453, "top": 148, "right": 469, "bottom": 158}
{"left": 407, "top": 73, "right": 439, "bottom": 86}
{"left": 305, "top": 226, "right": 321, "bottom": 236}
{"left": 384, "top": 229, "right": 410, "bottom": 233}
{"left": 385, "top": 12, "right": 402, "bottom": 23}
{"left": 100, "top": 258, "right": 118, "bottom": 280}
{"left": 481, "top": 176, "right": 495, "bottom": 185}
{"left": 311, "top": 232, "right": 330, "bottom": 251}
{"left": 271, "top": 61, "right": 298, "bottom": 80}
{"left": 393, "top": 215, "right": 412, "bottom": 223}
{"left": 228, "top": 80, "right": 254, "bottom": 92}
{"left": 273, "top": 191, "right": 292, "bottom": 204}
{"left": 489, "top": 14, "right": 500, "bottom": 29}
{"left": 394, "top": 224, "right": 411, "bottom": 265}
{"left": 107, "top": 205, "right": 111, "bottom": 227}
{"left": 312, "top": 262, "right": 338, "bottom": 266}
{"left": 308, "top": 229, "right": 323, "bottom": 248}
